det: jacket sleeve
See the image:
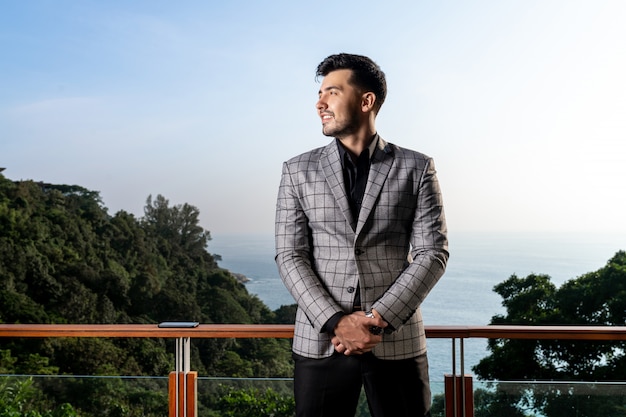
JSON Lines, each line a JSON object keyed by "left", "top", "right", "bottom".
{"left": 274, "top": 161, "right": 342, "bottom": 331}
{"left": 372, "top": 157, "right": 449, "bottom": 330}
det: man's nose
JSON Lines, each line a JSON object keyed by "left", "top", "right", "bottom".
{"left": 316, "top": 96, "right": 326, "bottom": 111}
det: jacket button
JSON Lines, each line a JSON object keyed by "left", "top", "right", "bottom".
{"left": 347, "top": 287, "right": 355, "bottom": 293}
{"left": 355, "top": 249, "right": 364, "bottom": 255}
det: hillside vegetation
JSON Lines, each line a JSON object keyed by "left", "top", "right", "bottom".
{"left": 0, "top": 174, "right": 295, "bottom": 416}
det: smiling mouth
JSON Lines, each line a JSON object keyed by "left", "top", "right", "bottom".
{"left": 321, "top": 113, "right": 333, "bottom": 124}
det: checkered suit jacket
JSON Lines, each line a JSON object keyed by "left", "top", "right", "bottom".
{"left": 275, "top": 136, "right": 448, "bottom": 360}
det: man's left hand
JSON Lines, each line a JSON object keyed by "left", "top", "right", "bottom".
{"left": 331, "top": 308, "right": 387, "bottom": 355}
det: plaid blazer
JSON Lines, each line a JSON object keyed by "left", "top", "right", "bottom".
{"left": 275, "top": 136, "right": 448, "bottom": 360}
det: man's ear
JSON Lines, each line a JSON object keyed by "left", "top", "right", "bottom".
{"left": 361, "top": 92, "right": 377, "bottom": 112}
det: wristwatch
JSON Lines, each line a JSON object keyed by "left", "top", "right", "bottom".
{"left": 364, "top": 310, "right": 383, "bottom": 335}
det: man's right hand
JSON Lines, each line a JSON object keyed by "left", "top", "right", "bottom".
{"left": 331, "top": 310, "right": 386, "bottom": 355}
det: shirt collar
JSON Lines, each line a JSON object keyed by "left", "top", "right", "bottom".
{"left": 336, "top": 134, "right": 379, "bottom": 165}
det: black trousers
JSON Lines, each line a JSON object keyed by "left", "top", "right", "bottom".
{"left": 293, "top": 351, "right": 431, "bottom": 417}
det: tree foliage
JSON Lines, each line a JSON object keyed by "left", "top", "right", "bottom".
{"left": 0, "top": 377, "right": 79, "bottom": 417}
{"left": 0, "top": 174, "right": 295, "bottom": 416}
{"left": 215, "top": 386, "right": 295, "bottom": 417}
{"left": 473, "top": 250, "right": 626, "bottom": 416}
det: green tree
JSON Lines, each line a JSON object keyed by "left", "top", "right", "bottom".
{"left": 273, "top": 304, "right": 297, "bottom": 324}
{"left": 215, "top": 386, "right": 295, "bottom": 417}
{"left": 0, "top": 377, "right": 79, "bottom": 417}
{"left": 0, "top": 173, "right": 294, "bottom": 416}
{"left": 474, "top": 251, "right": 626, "bottom": 416}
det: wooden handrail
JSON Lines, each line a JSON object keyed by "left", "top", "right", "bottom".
{"left": 425, "top": 325, "right": 626, "bottom": 340}
{"left": 3, "top": 323, "right": 623, "bottom": 417}
{"left": 0, "top": 324, "right": 294, "bottom": 339}
{"left": 1, "top": 324, "right": 625, "bottom": 340}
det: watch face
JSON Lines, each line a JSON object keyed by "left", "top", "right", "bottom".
{"left": 364, "top": 311, "right": 382, "bottom": 334}
{"left": 369, "top": 326, "right": 383, "bottom": 335}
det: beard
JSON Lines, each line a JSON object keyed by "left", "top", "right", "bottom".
{"left": 321, "top": 108, "right": 361, "bottom": 139}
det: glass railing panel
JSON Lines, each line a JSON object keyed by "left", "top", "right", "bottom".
{"left": 427, "top": 337, "right": 489, "bottom": 380}
{"left": 196, "top": 377, "right": 452, "bottom": 417}
{"left": 196, "top": 377, "right": 382, "bottom": 417}
{"left": 0, "top": 374, "right": 168, "bottom": 417}
{"left": 431, "top": 380, "right": 446, "bottom": 397}
{"left": 196, "top": 376, "right": 295, "bottom": 416}
{"left": 5, "top": 374, "right": 625, "bottom": 417}
{"left": 471, "top": 380, "right": 626, "bottom": 417}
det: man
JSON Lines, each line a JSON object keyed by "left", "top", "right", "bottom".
{"left": 275, "top": 53, "right": 448, "bottom": 417}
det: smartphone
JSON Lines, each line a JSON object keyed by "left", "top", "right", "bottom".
{"left": 157, "top": 321, "right": 199, "bottom": 328}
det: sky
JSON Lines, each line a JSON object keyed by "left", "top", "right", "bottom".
{"left": 2, "top": 1, "right": 625, "bottom": 237}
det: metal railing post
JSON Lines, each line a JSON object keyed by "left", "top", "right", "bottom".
{"left": 453, "top": 338, "right": 457, "bottom": 417}
{"left": 460, "top": 338, "right": 465, "bottom": 417}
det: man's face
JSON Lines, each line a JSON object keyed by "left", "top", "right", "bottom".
{"left": 316, "top": 69, "right": 363, "bottom": 138}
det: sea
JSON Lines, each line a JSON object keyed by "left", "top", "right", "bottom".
{"left": 209, "top": 231, "right": 624, "bottom": 383}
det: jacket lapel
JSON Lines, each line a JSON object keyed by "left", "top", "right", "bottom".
{"left": 356, "top": 137, "right": 394, "bottom": 236}
{"left": 320, "top": 140, "right": 357, "bottom": 230}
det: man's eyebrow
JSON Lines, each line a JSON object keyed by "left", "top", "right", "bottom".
{"left": 318, "top": 85, "right": 342, "bottom": 94}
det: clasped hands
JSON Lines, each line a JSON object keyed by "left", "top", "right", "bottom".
{"left": 331, "top": 309, "right": 387, "bottom": 356}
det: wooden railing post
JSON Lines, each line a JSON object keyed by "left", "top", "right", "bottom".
{"left": 168, "top": 371, "right": 177, "bottom": 417}
{"left": 168, "top": 337, "right": 197, "bottom": 417}
{"left": 445, "top": 374, "right": 473, "bottom": 417}
{"left": 185, "top": 372, "right": 197, "bottom": 417}
{"left": 445, "top": 337, "right": 474, "bottom": 417}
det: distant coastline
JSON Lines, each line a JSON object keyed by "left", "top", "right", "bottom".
{"left": 229, "top": 271, "right": 250, "bottom": 283}
{"left": 211, "top": 230, "right": 624, "bottom": 313}
{"left": 210, "top": 231, "right": 624, "bottom": 382}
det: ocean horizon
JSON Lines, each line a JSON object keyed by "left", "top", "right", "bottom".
{"left": 209, "top": 231, "right": 624, "bottom": 382}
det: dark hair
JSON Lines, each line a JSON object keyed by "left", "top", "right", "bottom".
{"left": 316, "top": 53, "right": 387, "bottom": 113}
